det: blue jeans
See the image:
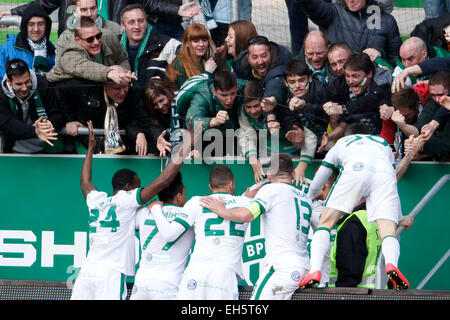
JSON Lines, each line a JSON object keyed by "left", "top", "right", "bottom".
{"left": 423, "top": 0, "right": 450, "bottom": 19}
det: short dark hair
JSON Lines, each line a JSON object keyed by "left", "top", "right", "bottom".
{"left": 6, "top": 59, "right": 29, "bottom": 81}
{"left": 345, "top": 122, "right": 372, "bottom": 135}
{"left": 213, "top": 70, "right": 237, "bottom": 91}
{"left": 120, "top": 3, "right": 147, "bottom": 22}
{"left": 74, "top": 16, "right": 98, "bottom": 38}
{"left": 242, "top": 80, "right": 264, "bottom": 104}
{"left": 284, "top": 59, "right": 311, "bottom": 79}
{"left": 112, "top": 168, "right": 138, "bottom": 192}
{"left": 429, "top": 71, "right": 450, "bottom": 91}
{"left": 391, "top": 87, "right": 419, "bottom": 111}
{"left": 248, "top": 35, "right": 270, "bottom": 48}
{"left": 268, "top": 153, "right": 294, "bottom": 177}
{"left": 328, "top": 42, "right": 352, "bottom": 55}
{"left": 158, "top": 172, "right": 184, "bottom": 203}
{"left": 344, "top": 52, "right": 375, "bottom": 75}
{"left": 209, "top": 165, "right": 234, "bottom": 189}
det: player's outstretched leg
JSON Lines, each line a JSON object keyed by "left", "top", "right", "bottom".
{"left": 386, "top": 263, "right": 410, "bottom": 290}
{"left": 299, "top": 227, "right": 330, "bottom": 288}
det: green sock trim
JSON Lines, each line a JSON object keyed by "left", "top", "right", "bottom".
{"left": 314, "top": 227, "right": 330, "bottom": 233}
{"left": 382, "top": 235, "right": 398, "bottom": 242}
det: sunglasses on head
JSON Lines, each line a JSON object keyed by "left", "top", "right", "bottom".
{"left": 80, "top": 31, "right": 102, "bottom": 44}
{"left": 9, "top": 60, "right": 27, "bottom": 69}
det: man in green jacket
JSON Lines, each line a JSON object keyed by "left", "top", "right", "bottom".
{"left": 185, "top": 70, "right": 244, "bottom": 156}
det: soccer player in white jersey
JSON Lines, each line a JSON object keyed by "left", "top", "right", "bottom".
{"left": 149, "top": 165, "right": 253, "bottom": 300}
{"left": 201, "top": 154, "right": 312, "bottom": 300}
{"left": 70, "top": 120, "right": 199, "bottom": 300}
{"left": 299, "top": 123, "right": 410, "bottom": 290}
{"left": 131, "top": 173, "right": 194, "bottom": 300}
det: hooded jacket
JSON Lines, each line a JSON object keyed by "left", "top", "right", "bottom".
{"left": 0, "top": 2, "right": 55, "bottom": 79}
{"left": 0, "top": 70, "right": 64, "bottom": 153}
{"left": 232, "top": 41, "right": 292, "bottom": 98}
{"left": 297, "top": 0, "right": 402, "bottom": 67}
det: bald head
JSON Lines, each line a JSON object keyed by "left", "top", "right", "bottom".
{"left": 304, "top": 31, "right": 329, "bottom": 70}
{"left": 399, "top": 37, "right": 428, "bottom": 68}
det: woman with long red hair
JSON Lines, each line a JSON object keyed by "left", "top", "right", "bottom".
{"left": 165, "top": 23, "right": 217, "bottom": 88}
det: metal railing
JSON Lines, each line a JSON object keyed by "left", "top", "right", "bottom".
{"left": 0, "top": 16, "right": 21, "bottom": 27}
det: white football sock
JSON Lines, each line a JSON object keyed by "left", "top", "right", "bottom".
{"left": 309, "top": 228, "right": 331, "bottom": 273}
{"left": 382, "top": 236, "right": 400, "bottom": 267}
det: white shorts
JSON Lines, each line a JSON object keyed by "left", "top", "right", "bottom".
{"left": 130, "top": 269, "right": 178, "bottom": 300}
{"left": 70, "top": 264, "right": 127, "bottom": 300}
{"left": 176, "top": 265, "right": 239, "bottom": 300}
{"left": 325, "top": 165, "right": 402, "bottom": 223}
{"left": 251, "top": 265, "right": 308, "bottom": 300}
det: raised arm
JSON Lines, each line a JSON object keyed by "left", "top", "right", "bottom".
{"left": 80, "top": 120, "right": 97, "bottom": 199}
{"left": 139, "top": 118, "right": 202, "bottom": 204}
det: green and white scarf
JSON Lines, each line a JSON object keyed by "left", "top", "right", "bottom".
{"left": 199, "top": 0, "right": 218, "bottom": 30}
{"left": 8, "top": 90, "right": 63, "bottom": 153}
{"left": 27, "top": 37, "right": 48, "bottom": 75}
{"left": 97, "top": 0, "right": 108, "bottom": 20}
{"left": 103, "top": 89, "right": 126, "bottom": 154}
{"left": 120, "top": 24, "right": 153, "bottom": 77}
{"left": 305, "top": 59, "right": 328, "bottom": 85}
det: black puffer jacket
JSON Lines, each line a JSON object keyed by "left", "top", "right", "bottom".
{"left": 11, "top": 0, "right": 181, "bottom": 36}
{"left": 297, "top": 0, "right": 402, "bottom": 67}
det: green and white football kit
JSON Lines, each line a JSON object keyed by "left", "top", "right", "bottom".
{"left": 71, "top": 188, "right": 144, "bottom": 300}
{"left": 248, "top": 183, "right": 312, "bottom": 300}
{"left": 175, "top": 193, "right": 251, "bottom": 300}
{"left": 308, "top": 134, "right": 402, "bottom": 223}
{"left": 131, "top": 204, "right": 194, "bottom": 300}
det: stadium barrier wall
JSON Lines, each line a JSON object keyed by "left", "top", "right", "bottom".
{"left": 0, "top": 155, "right": 448, "bottom": 292}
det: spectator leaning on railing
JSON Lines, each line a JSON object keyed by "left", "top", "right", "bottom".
{"left": 55, "top": 76, "right": 149, "bottom": 155}
{"left": 0, "top": 58, "right": 64, "bottom": 154}
{"left": 46, "top": 16, "right": 135, "bottom": 86}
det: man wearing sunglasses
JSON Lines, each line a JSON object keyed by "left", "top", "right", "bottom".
{"left": 46, "top": 16, "right": 134, "bottom": 86}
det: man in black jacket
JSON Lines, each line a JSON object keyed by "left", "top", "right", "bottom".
{"left": 0, "top": 58, "right": 65, "bottom": 153}
{"left": 119, "top": 3, "right": 181, "bottom": 88}
{"left": 56, "top": 76, "right": 149, "bottom": 155}
{"left": 313, "top": 52, "right": 391, "bottom": 137}
{"left": 296, "top": 0, "right": 402, "bottom": 67}
{"left": 1, "top": 0, "right": 200, "bottom": 37}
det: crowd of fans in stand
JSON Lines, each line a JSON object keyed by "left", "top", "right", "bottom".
{"left": 0, "top": 0, "right": 448, "bottom": 182}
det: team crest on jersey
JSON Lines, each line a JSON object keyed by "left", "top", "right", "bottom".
{"left": 353, "top": 162, "right": 364, "bottom": 171}
{"left": 291, "top": 271, "right": 301, "bottom": 282}
{"left": 132, "top": 286, "right": 138, "bottom": 295}
{"left": 187, "top": 279, "right": 197, "bottom": 290}
{"left": 146, "top": 254, "right": 153, "bottom": 262}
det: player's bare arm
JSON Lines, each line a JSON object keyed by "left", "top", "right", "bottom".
{"left": 80, "top": 120, "right": 97, "bottom": 199}
{"left": 200, "top": 196, "right": 254, "bottom": 223}
{"left": 139, "top": 118, "right": 202, "bottom": 204}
